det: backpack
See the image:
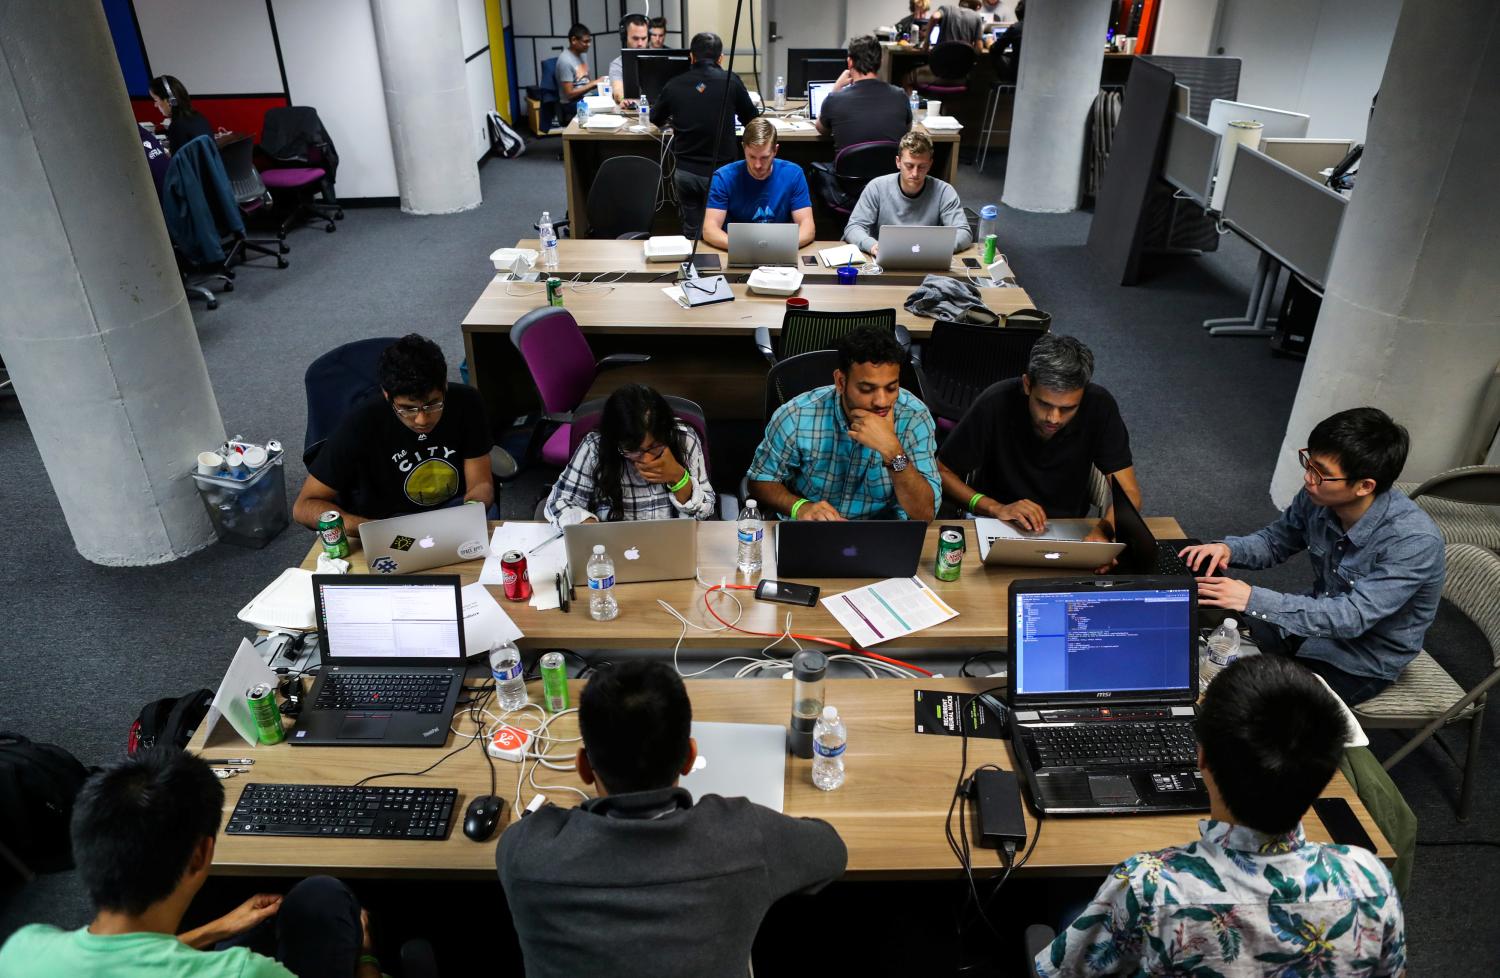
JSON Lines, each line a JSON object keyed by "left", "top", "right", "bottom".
{"left": 129, "top": 689, "right": 215, "bottom": 754}
{"left": 487, "top": 111, "right": 527, "bottom": 159}
{"left": 0, "top": 733, "right": 92, "bottom": 879}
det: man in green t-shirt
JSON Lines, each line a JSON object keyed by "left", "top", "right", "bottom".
{"left": 0, "top": 750, "right": 379, "bottom": 978}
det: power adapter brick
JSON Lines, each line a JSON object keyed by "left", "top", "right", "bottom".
{"left": 972, "top": 769, "right": 1027, "bottom": 850}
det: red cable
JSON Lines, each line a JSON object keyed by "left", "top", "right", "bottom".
{"left": 701, "top": 584, "right": 934, "bottom": 677}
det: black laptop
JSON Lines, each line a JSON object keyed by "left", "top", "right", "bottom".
{"left": 775, "top": 520, "right": 928, "bottom": 578}
{"left": 1006, "top": 576, "right": 1210, "bottom": 816}
{"left": 291, "top": 575, "right": 466, "bottom": 748}
{"left": 1110, "top": 476, "right": 1201, "bottom": 576}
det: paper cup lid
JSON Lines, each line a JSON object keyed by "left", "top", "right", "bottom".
{"left": 243, "top": 446, "right": 269, "bottom": 468}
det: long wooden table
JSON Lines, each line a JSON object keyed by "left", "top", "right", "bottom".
{"left": 194, "top": 677, "right": 1393, "bottom": 881}
{"left": 300, "top": 520, "right": 1179, "bottom": 651}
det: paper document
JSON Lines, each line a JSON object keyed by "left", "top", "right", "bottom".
{"left": 817, "top": 244, "right": 867, "bottom": 267}
{"left": 461, "top": 582, "right": 523, "bottom": 656}
{"left": 822, "top": 577, "right": 958, "bottom": 647}
{"left": 662, "top": 285, "right": 691, "bottom": 309}
{"left": 767, "top": 117, "right": 814, "bottom": 132}
{"left": 921, "top": 115, "right": 963, "bottom": 130}
{"left": 203, "top": 639, "right": 281, "bottom": 746}
{"left": 480, "top": 523, "right": 568, "bottom": 610}
{"left": 583, "top": 114, "right": 627, "bottom": 129}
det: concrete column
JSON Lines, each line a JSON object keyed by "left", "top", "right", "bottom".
{"left": 1001, "top": 0, "right": 1112, "bottom": 212}
{"left": 369, "top": 0, "right": 482, "bottom": 215}
{"left": 1270, "top": 0, "right": 1500, "bottom": 505}
{"left": 0, "top": 4, "right": 225, "bottom": 565}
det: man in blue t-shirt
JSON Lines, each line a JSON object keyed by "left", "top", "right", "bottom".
{"left": 700, "top": 116, "right": 815, "bottom": 250}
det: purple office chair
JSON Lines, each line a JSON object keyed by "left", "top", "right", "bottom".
{"left": 568, "top": 394, "right": 712, "bottom": 478}
{"left": 258, "top": 106, "right": 343, "bottom": 237}
{"left": 812, "top": 139, "right": 900, "bottom": 216}
{"left": 916, "top": 41, "right": 977, "bottom": 100}
{"left": 509, "top": 307, "right": 650, "bottom": 467}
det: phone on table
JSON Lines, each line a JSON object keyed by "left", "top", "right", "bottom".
{"left": 754, "top": 579, "right": 820, "bottom": 607}
{"left": 961, "top": 257, "right": 983, "bottom": 269}
{"left": 801, "top": 255, "right": 819, "bottom": 267}
{"left": 691, "top": 254, "right": 722, "bottom": 271}
{"left": 1311, "top": 797, "right": 1378, "bottom": 854}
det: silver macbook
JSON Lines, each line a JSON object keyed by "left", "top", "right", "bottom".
{"left": 877, "top": 225, "right": 960, "bottom": 270}
{"left": 976, "top": 518, "right": 1125, "bottom": 570}
{"left": 808, "top": 81, "right": 836, "bottom": 120}
{"left": 563, "top": 519, "right": 698, "bottom": 584}
{"left": 727, "top": 222, "right": 799, "bottom": 267}
{"left": 358, "top": 505, "right": 490, "bottom": 575}
{"left": 679, "top": 722, "right": 788, "bottom": 811}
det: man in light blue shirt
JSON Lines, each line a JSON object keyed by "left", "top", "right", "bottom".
{"left": 1181, "top": 407, "right": 1445, "bottom": 704}
{"left": 700, "top": 116, "right": 815, "bottom": 250}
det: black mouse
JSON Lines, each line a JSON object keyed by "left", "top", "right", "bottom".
{"left": 462, "top": 794, "right": 505, "bottom": 842}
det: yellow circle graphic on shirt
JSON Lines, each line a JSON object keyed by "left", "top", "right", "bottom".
{"left": 404, "top": 458, "right": 460, "bottom": 506}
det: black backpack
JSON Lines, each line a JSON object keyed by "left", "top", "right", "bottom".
{"left": 487, "top": 110, "right": 527, "bottom": 159}
{"left": 0, "top": 733, "right": 92, "bottom": 880}
{"left": 129, "top": 689, "right": 215, "bottom": 755}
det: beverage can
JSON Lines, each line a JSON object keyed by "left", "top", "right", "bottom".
{"left": 501, "top": 550, "right": 532, "bottom": 601}
{"left": 546, "top": 277, "right": 564, "bottom": 307}
{"left": 539, "top": 652, "right": 570, "bottom": 712}
{"left": 318, "top": 510, "right": 350, "bottom": 559}
{"left": 935, "top": 528, "right": 965, "bottom": 582}
{"left": 247, "top": 683, "right": 284, "bottom": 745}
{"left": 983, "top": 234, "right": 998, "bottom": 264}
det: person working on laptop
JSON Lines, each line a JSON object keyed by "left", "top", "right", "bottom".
{"left": 650, "top": 32, "right": 760, "bottom": 240}
{"left": 556, "top": 23, "right": 599, "bottom": 126}
{"left": 700, "top": 117, "right": 816, "bottom": 250}
{"left": 909, "top": 0, "right": 987, "bottom": 91}
{"left": 938, "top": 333, "right": 1138, "bottom": 540}
{"left": 293, "top": 333, "right": 494, "bottom": 535}
{"left": 747, "top": 326, "right": 939, "bottom": 521}
{"left": 1179, "top": 407, "right": 1445, "bottom": 705}
{"left": 842, "top": 130, "right": 972, "bottom": 257}
{"left": 814, "top": 35, "right": 912, "bottom": 154}
{"left": 896, "top": 0, "right": 931, "bottom": 41}
{"left": 544, "top": 384, "right": 716, "bottom": 526}
{"left": 608, "top": 13, "right": 651, "bottom": 106}
{"left": 0, "top": 749, "right": 380, "bottom": 978}
{"left": 1033, "top": 654, "right": 1406, "bottom": 977}
{"left": 497, "top": 660, "right": 848, "bottom": 978}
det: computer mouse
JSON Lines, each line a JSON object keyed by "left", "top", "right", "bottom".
{"left": 462, "top": 794, "right": 505, "bottom": 842}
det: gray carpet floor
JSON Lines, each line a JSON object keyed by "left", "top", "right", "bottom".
{"left": 0, "top": 140, "right": 1489, "bottom": 968}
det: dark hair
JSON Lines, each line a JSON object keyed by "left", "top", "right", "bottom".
{"left": 847, "top": 35, "right": 882, "bottom": 75}
{"left": 148, "top": 75, "right": 198, "bottom": 119}
{"left": 650, "top": 16, "right": 668, "bottom": 30}
{"left": 836, "top": 325, "right": 906, "bottom": 375}
{"left": 1016, "top": 0, "right": 1026, "bottom": 19}
{"left": 690, "top": 32, "right": 723, "bottom": 62}
{"left": 1025, "top": 333, "right": 1094, "bottom": 392}
{"left": 568, "top": 22, "right": 591, "bottom": 40}
{"left": 71, "top": 749, "right": 224, "bottom": 915}
{"left": 378, "top": 333, "right": 447, "bottom": 400}
{"left": 1307, "top": 407, "right": 1409, "bottom": 494}
{"left": 621, "top": 12, "right": 649, "bottom": 38}
{"left": 1197, "top": 656, "right": 1347, "bottom": 835}
{"left": 579, "top": 661, "right": 692, "bottom": 793}
{"left": 591, "top": 384, "right": 688, "bottom": 521}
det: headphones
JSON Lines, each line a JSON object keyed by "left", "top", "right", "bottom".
{"left": 158, "top": 76, "right": 179, "bottom": 108}
{"left": 619, "top": 13, "right": 646, "bottom": 46}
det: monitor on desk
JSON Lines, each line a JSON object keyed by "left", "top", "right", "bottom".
{"left": 623, "top": 49, "right": 691, "bottom": 101}
{"left": 786, "top": 48, "right": 849, "bottom": 92}
{"left": 1162, "top": 113, "right": 1219, "bottom": 207}
{"left": 808, "top": 81, "right": 836, "bottom": 120}
{"left": 1220, "top": 144, "right": 1347, "bottom": 290}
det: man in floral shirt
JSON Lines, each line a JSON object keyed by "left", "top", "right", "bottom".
{"left": 1036, "top": 655, "right": 1405, "bottom": 977}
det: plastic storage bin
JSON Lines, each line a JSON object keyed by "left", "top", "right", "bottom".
{"left": 193, "top": 450, "right": 289, "bottom": 549}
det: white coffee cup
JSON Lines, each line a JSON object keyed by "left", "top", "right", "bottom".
{"left": 927, "top": 99, "right": 942, "bottom": 118}
{"left": 197, "top": 451, "right": 223, "bottom": 475}
{"left": 242, "top": 446, "right": 269, "bottom": 470}
{"left": 225, "top": 451, "right": 247, "bottom": 477}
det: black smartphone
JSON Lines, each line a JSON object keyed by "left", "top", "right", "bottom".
{"left": 961, "top": 257, "right": 983, "bottom": 269}
{"left": 1311, "top": 797, "right": 1378, "bottom": 854}
{"left": 801, "top": 254, "right": 818, "bottom": 266}
{"left": 691, "top": 254, "right": 722, "bottom": 271}
{"left": 755, "top": 579, "right": 820, "bottom": 607}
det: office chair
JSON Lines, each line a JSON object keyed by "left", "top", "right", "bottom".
{"left": 915, "top": 41, "right": 977, "bottom": 100}
{"left": 258, "top": 106, "right": 343, "bottom": 237}
{"left": 811, "top": 140, "right": 900, "bottom": 216}
{"left": 753, "top": 308, "right": 909, "bottom": 366}
{"left": 217, "top": 136, "right": 289, "bottom": 270}
{"left": 301, "top": 337, "right": 400, "bottom": 465}
{"left": 976, "top": 37, "right": 1021, "bottom": 172}
{"left": 763, "top": 348, "right": 928, "bottom": 423}
{"left": 1396, "top": 465, "right": 1500, "bottom": 551}
{"left": 162, "top": 135, "right": 266, "bottom": 308}
{"left": 911, "top": 316, "right": 1049, "bottom": 429}
{"left": 554, "top": 156, "right": 662, "bottom": 239}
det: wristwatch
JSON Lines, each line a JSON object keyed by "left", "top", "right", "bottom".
{"left": 886, "top": 453, "right": 910, "bottom": 473}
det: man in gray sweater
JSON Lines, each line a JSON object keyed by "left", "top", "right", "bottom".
{"left": 497, "top": 660, "right": 848, "bottom": 978}
{"left": 843, "top": 129, "right": 973, "bottom": 257}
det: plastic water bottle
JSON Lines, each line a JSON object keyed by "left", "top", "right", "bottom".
{"left": 490, "top": 644, "right": 528, "bottom": 711}
{"left": 637, "top": 92, "right": 649, "bottom": 122}
{"left": 909, "top": 90, "right": 921, "bottom": 121}
{"left": 774, "top": 75, "right": 787, "bottom": 110}
{"left": 539, "top": 211, "right": 559, "bottom": 269}
{"left": 599, "top": 76, "right": 613, "bottom": 100}
{"left": 977, "top": 204, "right": 999, "bottom": 244}
{"left": 812, "top": 706, "right": 846, "bottom": 791}
{"left": 587, "top": 544, "right": 619, "bottom": 621}
{"left": 576, "top": 99, "right": 591, "bottom": 126}
{"left": 737, "top": 499, "right": 763, "bottom": 575}
{"left": 1200, "top": 618, "right": 1241, "bottom": 691}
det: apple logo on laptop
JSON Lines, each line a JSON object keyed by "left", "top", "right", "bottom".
{"left": 691, "top": 755, "right": 708, "bottom": 773}
{"left": 418, "top": 535, "right": 436, "bottom": 549}
{"left": 842, "top": 545, "right": 859, "bottom": 558}
{"left": 910, "top": 244, "right": 922, "bottom": 253}
{"left": 624, "top": 546, "right": 641, "bottom": 561}
{"left": 1043, "top": 551, "right": 1062, "bottom": 560}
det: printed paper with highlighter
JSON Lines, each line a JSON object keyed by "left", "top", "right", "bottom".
{"left": 821, "top": 577, "right": 958, "bottom": 646}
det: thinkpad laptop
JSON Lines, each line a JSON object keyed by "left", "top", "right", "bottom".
{"left": 975, "top": 517, "right": 1125, "bottom": 570}
{"left": 679, "top": 722, "right": 788, "bottom": 812}
{"left": 563, "top": 518, "right": 697, "bottom": 584}
{"left": 291, "top": 575, "right": 466, "bottom": 747}
{"left": 727, "top": 222, "right": 799, "bottom": 266}
{"left": 1007, "top": 576, "right": 1209, "bottom": 816}
{"left": 357, "top": 505, "right": 489, "bottom": 575}
{"left": 1109, "top": 476, "right": 1201, "bottom": 576}
{"left": 776, "top": 520, "right": 927, "bottom": 578}
{"left": 876, "top": 226, "right": 960, "bottom": 271}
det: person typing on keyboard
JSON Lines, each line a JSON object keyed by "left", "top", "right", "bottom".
{"left": 0, "top": 749, "right": 381, "bottom": 978}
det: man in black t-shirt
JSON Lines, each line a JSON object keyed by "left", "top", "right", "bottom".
{"left": 293, "top": 334, "right": 495, "bottom": 535}
{"left": 815, "top": 35, "right": 912, "bottom": 154}
{"left": 938, "top": 333, "right": 1140, "bottom": 541}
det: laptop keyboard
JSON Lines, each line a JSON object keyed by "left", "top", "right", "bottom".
{"left": 314, "top": 673, "right": 454, "bottom": 713}
{"left": 226, "top": 783, "right": 458, "bottom": 839}
{"left": 1156, "top": 541, "right": 1196, "bottom": 576}
{"left": 1031, "top": 720, "right": 1197, "bottom": 768}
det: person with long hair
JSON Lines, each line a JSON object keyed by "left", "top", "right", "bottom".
{"left": 545, "top": 385, "right": 715, "bottom": 526}
{"left": 148, "top": 75, "right": 213, "bottom": 155}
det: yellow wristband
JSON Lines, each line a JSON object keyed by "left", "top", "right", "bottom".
{"left": 790, "top": 498, "right": 810, "bottom": 519}
{"left": 968, "top": 492, "right": 985, "bottom": 513}
{"left": 668, "top": 470, "right": 692, "bottom": 493}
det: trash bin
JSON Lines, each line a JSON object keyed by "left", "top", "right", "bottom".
{"left": 193, "top": 449, "right": 289, "bottom": 548}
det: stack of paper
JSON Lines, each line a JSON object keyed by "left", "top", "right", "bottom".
{"left": 583, "top": 114, "right": 628, "bottom": 130}
{"left": 921, "top": 115, "right": 964, "bottom": 131}
{"left": 822, "top": 577, "right": 958, "bottom": 647}
{"left": 818, "top": 244, "right": 868, "bottom": 267}
{"left": 767, "top": 117, "right": 815, "bottom": 132}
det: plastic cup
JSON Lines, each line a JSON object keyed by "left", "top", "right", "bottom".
{"left": 225, "top": 451, "right": 247, "bottom": 478}
{"left": 927, "top": 100, "right": 942, "bottom": 117}
{"left": 786, "top": 296, "right": 810, "bottom": 310}
{"left": 197, "top": 451, "right": 224, "bottom": 475}
{"left": 836, "top": 265, "right": 859, "bottom": 285}
{"left": 242, "top": 446, "right": 269, "bottom": 470}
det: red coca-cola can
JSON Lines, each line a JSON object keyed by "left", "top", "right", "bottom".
{"left": 501, "top": 550, "right": 532, "bottom": 601}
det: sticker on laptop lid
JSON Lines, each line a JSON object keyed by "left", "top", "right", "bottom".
{"left": 390, "top": 535, "right": 415, "bottom": 551}
{"left": 371, "top": 556, "right": 399, "bottom": 574}
{"left": 457, "top": 539, "right": 487, "bottom": 560}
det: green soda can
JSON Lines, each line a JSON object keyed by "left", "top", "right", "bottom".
{"left": 318, "top": 510, "right": 349, "bottom": 560}
{"left": 935, "top": 528, "right": 965, "bottom": 583}
{"left": 540, "top": 651, "right": 570, "bottom": 712}
{"left": 247, "top": 683, "right": 285, "bottom": 745}
{"left": 546, "top": 277, "right": 564, "bottom": 307}
{"left": 983, "top": 234, "right": 997, "bottom": 265}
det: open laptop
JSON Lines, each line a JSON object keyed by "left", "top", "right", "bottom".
{"left": 679, "top": 721, "right": 787, "bottom": 811}
{"left": 358, "top": 505, "right": 489, "bottom": 575}
{"left": 291, "top": 575, "right": 466, "bottom": 747}
{"left": 728, "top": 222, "right": 799, "bottom": 267}
{"left": 1109, "top": 476, "right": 1201, "bottom": 577}
{"left": 776, "top": 520, "right": 927, "bottom": 578}
{"left": 876, "top": 226, "right": 960, "bottom": 271}
{"left": 563, "top": 519, "right": 697, "bottom": 584}
{"left": 807, "top": 81, "right": 836, "bottom": 120}
{"left": 976, "top": 517, "right": 1125, "bottom": 570}
{"left": 1007, "top": 577, "right": 1209, "bottom": 815}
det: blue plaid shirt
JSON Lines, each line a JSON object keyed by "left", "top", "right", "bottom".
{"left": 747, "top": 385, "right": 939, "bottom": 520}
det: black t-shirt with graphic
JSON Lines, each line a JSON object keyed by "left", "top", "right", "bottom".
{"left": 309, "top": 384, "right": 493, "bottom": 521}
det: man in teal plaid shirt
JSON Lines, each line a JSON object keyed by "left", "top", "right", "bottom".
{"left": 747, "top": 326, "right": 939, "bottom": 521}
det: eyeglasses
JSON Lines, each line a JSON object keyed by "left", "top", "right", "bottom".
{"left": 392, "top": 399, "right": 445, "bottom": 419}
{"left": 619, "top": 443, "right": 667, "bottom": 462}
{"left": 1298, "top": 448, "right": 1351, "bottom": 486}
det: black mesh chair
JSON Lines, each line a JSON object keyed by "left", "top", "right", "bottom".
{"left": 764, "top": 348, "right": 928, "bottom": 422}
{"left": 913, "top": 315, "right": 1049, "bottom": 427}
{"left": 218, "top": 136, "right": 289, "bottom": 270}
{"left": 555, "top": 156, "right": 662, "bottom": 239}
{"left": 753, "top": 307, "right": 910, "bottom": 365}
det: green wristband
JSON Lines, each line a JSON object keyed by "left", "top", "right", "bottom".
{"left": 668, "top": 470, "right": 692, "bottom": 493}
{"left": 358, "top": 953, "right": 380, "bottom": 969}
{"left": 790, "top": 498, "right": 810, "bottom": 519}
{"left": 968, "top": 492, "right": 985, "bottom": 513}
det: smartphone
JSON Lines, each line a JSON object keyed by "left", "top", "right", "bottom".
{"left": 1311, "top": 797, "right": 1378, "bottom": 854}
{"left": 961, "top": 257, "right": 983, "bottom": 269}
{"left": 754, "top": 579, "right": 820, "bottom": 607}
{"left": 691, "top": 254, "right": 722, "bottom": 271}
{"left": 801, "top": 255, "right": 819, "bottom": 267}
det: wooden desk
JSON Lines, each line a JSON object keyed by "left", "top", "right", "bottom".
{"left": 195, "top": 677, "right": 1393, "bottom": 881}
{"left": 299, "top": 520, "right": 1178, "bottom": 651}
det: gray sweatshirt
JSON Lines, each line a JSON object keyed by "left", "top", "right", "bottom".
{"left": 843, "top": 172, "right": 973, "bottom": 254}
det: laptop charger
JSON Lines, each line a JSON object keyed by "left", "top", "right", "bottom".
{"left": 971, "top": 769, "right": 1027, "bottom": 850}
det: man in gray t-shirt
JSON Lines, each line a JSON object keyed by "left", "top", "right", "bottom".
{"left": 843, "top": 129, "right": 972, "bottom": 255}
{"left": 556, "top": 22, "right": 599, "bottom": 125}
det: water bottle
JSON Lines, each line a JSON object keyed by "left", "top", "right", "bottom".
{"left": 539, "top": 211, "right": 559, "bottom": 269}
{"left": 737, "top": 499, "right": 763, "bottom": 575}
{"left": 600, "top": 76, "right": 613, "bottom": 100}
{"left": 1200, "top": 618, "right": 1241, "bottom": 691}
{"left": 812, "top": 706, "right": 846, "bottom": 791}
{"left": 637, "top": 92, "right": 649, "bottom": 122}
{"left": 587, "top": 544, "right": 619, "bottom": 621}
{"left": 909, "top": 91, "right": 921, "bottom": 121}
{"left": 774, "top": 75, "right": 786, "bottom": 110}
{"left": 977, "top": 204, "right": 999, "bottom": 245}
{"left": 576, "top": 99, "right": 591, "bottom": 126}
{"left": 490, "top": 644, "right": 529, "bottom": 712}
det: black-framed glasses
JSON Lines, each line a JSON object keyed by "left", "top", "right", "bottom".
{"left": 392, "top": 399, "right": 445, "bottom": 419}
{"left": 619, "top": 443, "right": 667, "bottom": 463}
{"left": 1298, "top": 448, "right": 1351, "bottom": 486}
